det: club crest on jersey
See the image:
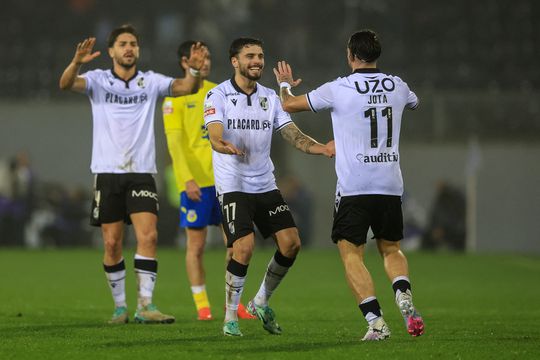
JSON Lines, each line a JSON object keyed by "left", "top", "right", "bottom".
{"left": 137, "top": 77, "right": 146, "bottom": 88}
{"left": 187, "top": 210, "right": 198, "bottom": 223}
{"left": 259, "top": 97, "right": 268, "bottom": 110}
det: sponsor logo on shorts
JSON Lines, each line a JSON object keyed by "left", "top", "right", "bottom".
{"left": 228, "top": 221, "right": 235, "bottom": 235}
{"left": 93, "top": 190, "right": 101, "bottom": 219}
{"left": 187, "top": 210, "right": 198, "bottom": 223}
{"left": 131, "top": 190, "right": 158, "bottom": 201}
{"left": 269, "top": 204, "right": 289, "bottom": 216}
{"left": 334, "top": 193, "right": 341, "bottom": 212}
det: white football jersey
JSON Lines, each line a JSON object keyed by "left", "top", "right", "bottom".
{"left": 307, "top": 68, "right": 418, "bottom": 196}
{"left": 204, "top": 78, "right": 292, "bottom": 194}
{"left": 83, "top": 69, "right": 173, "bottom": 174}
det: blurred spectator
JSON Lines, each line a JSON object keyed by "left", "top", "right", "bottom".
{"left": 0, "top": 152, "right": 35, "bottom": 246}
{"left": 422, "top": 181, "right": 466, "bottom": 251}
{"left": 400, "top": 191, "right": 427, "bottom": 251}
{"left": 25, "top": 183, "right": 92, "bottom": 247}
{"left": 278, "top": 175, "right": 314, "bottom": 247}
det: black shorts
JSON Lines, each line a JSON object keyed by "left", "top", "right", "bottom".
{"left": 219, "top": 189, "right": 297, "bottom": 247}
{"left": 331, "top": 194, "right": 403, "bottom": 245}
{"left": 90, "top": 173, "right": 159, "bottom": 227}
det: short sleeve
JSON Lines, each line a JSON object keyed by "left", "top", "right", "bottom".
{"left": 203, "top": 89, "right": 225, "bottom": 127}
{"left": 306, "top": 81, "right": 334, "bottom": 112}
{"left": 273, "top": 94, "right": 292, "bottom": 131}
{"left": 406, "top": 88, "right": 419, "bottom": 110}
{"left": 81, "top": 69, "right": 101, "bottom": 95}
{"left": 152, "top": 72, "right": 174, "bottom": 97}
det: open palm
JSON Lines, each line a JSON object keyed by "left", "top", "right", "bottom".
{"left": 73, "top": 37, "right": 101, "bottom": 65}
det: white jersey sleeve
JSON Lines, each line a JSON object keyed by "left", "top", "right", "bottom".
{"left": 81, "top": 69, "right": 104, "bottom": 98}
{"left": 272, "top": 93, "right": 293, "bottom": 131}
{"left": 306, "top": 81, "right": 335, "bottom": 112}
{"left": 204, "top": 88, "right": 226, "bottom": 127}
{"left": 149, "top": 71, "right": 174, "bottom": 98}
{"left": 406, "top": 87, "right": 419, "bottom": 110}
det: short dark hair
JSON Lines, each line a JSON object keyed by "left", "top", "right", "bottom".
{"left": 107, "top": 24, "right": 139, "bottom": 48}
{"left": 348, "top": 30, "right": 381, "bottom": 63}
{"left": 229, "top": 37, "right": 263, "bottom": 59}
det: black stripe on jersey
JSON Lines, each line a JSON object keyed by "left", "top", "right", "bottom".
{"left": 167, "top": 79, "right": 174, "bottom": 97}
{"left": 205, "top": 120, "right": 223, "bottom": 127}
{"left": 306, "top": 93, "right": 317, "bottom": 113}
{"left": 111, "top": 69, "right": 139, "bottom": 88}
{"left": 352, "top": 68, "right": 381, "bottom": 74}
{"left": 409, "top": 100, "right": 420, "bottom": 110}
{"left": 275, "top": 121, "right": 293, "bottom": 132}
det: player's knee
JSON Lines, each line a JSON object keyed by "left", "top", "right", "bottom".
{"left": 187, "top": 242, "right": 205, "bottom": 259}
{"left": 138, "top": 228, "right": 158, "bottom": 248}
{"left": 233, "top": 241, "right": 254, "bottom": 263}
{"left": 103, "top": 236, "right": 122, "bottom": 256}
{"left": 283, "top": 240, "right": 301, "bottom": 258}
{"left": 378, "top": 239, "right": 400, "bottom": 257}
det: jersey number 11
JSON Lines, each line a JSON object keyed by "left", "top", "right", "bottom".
{"left": 364, "top": 107, "right": 393, "bottom": 148}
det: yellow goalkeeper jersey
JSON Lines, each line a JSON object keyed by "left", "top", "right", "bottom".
{"left": 163, "top": 80, "right": 217, "bottom": 193}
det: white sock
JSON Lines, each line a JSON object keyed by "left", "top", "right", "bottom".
{"left": 225, "top": 271, "right": 246, "bottom": 322}
{"left": 104, "top": 259, "right": 127, "bottom": 308}
{"left": 392, "top": 275, "right": 411, "bottom": 302}
{"left": 360, "top": 296, "right": 383, "bottom": 325}
{"left": 191, "top": 285, "right": 206, "bottom": 294}
{"left": 134, "top": 254, "right": 157, "bottom": 309}
{"left": 254, "top": 255, "right": 290, "bottom": 307}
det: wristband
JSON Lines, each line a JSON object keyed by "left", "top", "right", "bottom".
{"left": 189, "top": 67, "right": 201, "bottom": 77}
{"left": 280, "top": 82, "right": 291, "bottom": 89}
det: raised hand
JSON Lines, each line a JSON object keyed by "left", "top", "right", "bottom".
{"left": 73, "top": 37, "right": 101, "bottom": 65}
{"left": 187, "top": 42, "right": 209, "bottom": 70}
{"left": 273, "top": 61, "right": 302, "bottom": 87}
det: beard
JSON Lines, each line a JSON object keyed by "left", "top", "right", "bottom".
{"left": 239, "top": 65, "right": 263, "bottom": 81}
{"left": 117, "top": 56, "right": 137, "bottom": 69}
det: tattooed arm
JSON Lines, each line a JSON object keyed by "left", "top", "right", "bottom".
{"left": 280, "top": 123, "right": 334, "bottom": 157}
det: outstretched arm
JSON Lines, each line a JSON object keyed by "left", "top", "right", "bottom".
{"left": 206, "top": 122, "right": 244, "bottom": 156}
{"left": 59, "top": 37, "right": 101, "bottom": 93}
{"left": 171, "top": 43, "right": 209, "bottom": 97}
{"left": 279, "top": 123, "right": 334, "bottom": 157}
{"left": 273, "top": 61, "right": 311, "bottom": 113}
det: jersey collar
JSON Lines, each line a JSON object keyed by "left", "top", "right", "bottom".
{"left": 111, "top": 68, "right": 139, "bottom": 88}
{"left": 352, "top": 68, "right": 381, "bottom": 74}
{"left": 230, "top": 76, "right": 258, "bottom": 106}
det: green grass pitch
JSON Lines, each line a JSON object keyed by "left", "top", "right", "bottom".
{"left": 1, "top": 248, "right": 539, "bottom": 359}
